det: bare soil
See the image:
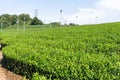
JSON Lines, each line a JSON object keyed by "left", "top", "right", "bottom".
{"left": 0, "top": 51, "right": 24, "bottom": 80}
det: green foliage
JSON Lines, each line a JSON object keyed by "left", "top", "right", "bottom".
{"left": 31, "top": 17, "right": 43, "bottom": 25}
{"left": 19, "top": 14, "right": 31, "bottom": 25}
{"left": 0, "top": 14, "right": 43, "bottom": 28}
{"left": 0, "top": 14, "right": 11, "bottom": 28}
{"left": 69, "top": 23, "right": 76, "bottom": 26}
{"left": 10, "top": 15, "right": 17, "bottom": 25}
{"left": 32, "top": 73, "right": 47, "bottom": 80}
{"left": 0, "top": 23, "right": 120, "bottom": 79}
{"left": 49, "top": 22, "right": 60, "bottom": 27}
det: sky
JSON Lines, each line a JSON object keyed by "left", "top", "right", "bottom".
{"left": 0, "top": 0, "right": 120, "bottom": 24}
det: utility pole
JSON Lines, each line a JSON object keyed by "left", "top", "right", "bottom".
{"left": 60, "top": 10, "right": 62, "bottom": 26}
{"left": 76, "top": 16, "right": 78, "bottom": 25}
{"left": 89, "top": 17, "right": 91, "bottom": 24}
{"left": 1, "top": 23, "right": 2, "bottom": 32}
{"left": 35, "top": 9, "right": 38, "bottom": 17}
{"left": 9, "top": 23, "right": 11, "bottom": 30}
{"left": 24, "top": 17, "right": 26, "bottom": 30}
{"left": 1, "top": 17, "right": 3, "bottom": 32}
{"left": 96, "top": 16, "right": 98, "bottom": 24}
{"left": 17, "top": 15, "right": 19, "bottom": 30}
{"left": 117, "top": 13, "right": 119, "bottom": 22}
{"left": 117, "top": 10, "right": 119, "bottom": 22}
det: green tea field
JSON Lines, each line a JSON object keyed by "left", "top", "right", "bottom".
{"left": 0, "top": 23, "right": 120, "bottom": 80}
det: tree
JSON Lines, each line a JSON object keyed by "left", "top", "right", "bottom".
{"left": 10, "top": 15, "right": 17, "bottom": 25}
{"left": 49, "top": 22, "right": 60, "bottom": 27}
{"left": 0, "top": 14, "right": 11, "bottom": 28}
{"left": 19, "top": 14, "right": 31, "bottom": 25}
{"left": 69, "top": 23, "right": 76, "bottom": 26}
{"left": 31, "top": 17, "right": 43, "bottom": 25}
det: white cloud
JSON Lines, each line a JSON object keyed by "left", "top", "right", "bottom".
{"left": 43, "top": 8, "right": 101, "bottom": 25}
{"left": 64, "top": 8, "right": 105, "bottom": 25}
{"left": 99, "top": 0, "right": 120, "bottom": 10}
{"left": 63, "top": 0, "right": 120, "bottom": 25}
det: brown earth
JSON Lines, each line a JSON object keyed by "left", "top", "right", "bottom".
{"left": 0, "top": 51, "right": 24, "bottom": 80}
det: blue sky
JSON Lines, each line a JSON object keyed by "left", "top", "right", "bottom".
{"left": 0, "top": 0, "right": 120, "bottom": 24}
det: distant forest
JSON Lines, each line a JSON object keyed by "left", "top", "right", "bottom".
{"left": 0, "top": 14, "right": 43, "bottom": 27}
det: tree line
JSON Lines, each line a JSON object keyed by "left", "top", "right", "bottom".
{"left": 0, "top": 13, "right": 77, "bottom": 28}
{"left": 0, "top": 14, "right": 43, "bottom": 28}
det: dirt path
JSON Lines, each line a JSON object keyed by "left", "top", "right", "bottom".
{"left": 0, "top": 51, "right": 24, "bottom": 80}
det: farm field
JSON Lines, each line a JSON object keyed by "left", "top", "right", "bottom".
{"left": 0, "top": 23, "right": 120, "bottom": 80}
